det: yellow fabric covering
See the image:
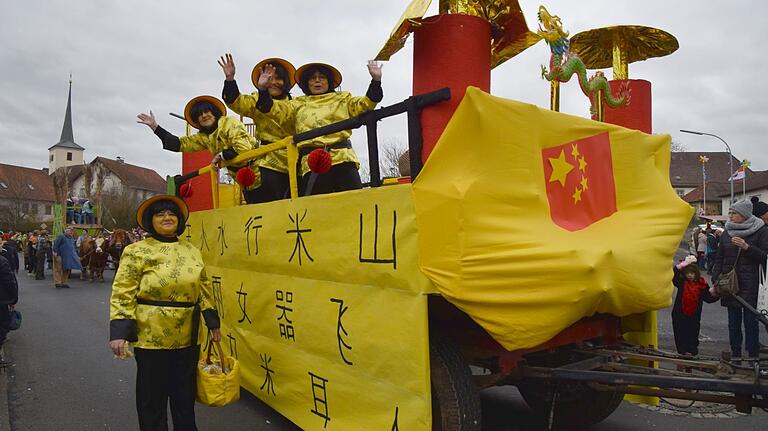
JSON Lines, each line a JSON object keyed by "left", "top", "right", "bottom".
{"left": 413, "top": 87, "right": 692, "bottom": 351}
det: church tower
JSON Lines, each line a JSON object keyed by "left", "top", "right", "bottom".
{"left": 48, "top": 76, "right": 84, "bottom": 174}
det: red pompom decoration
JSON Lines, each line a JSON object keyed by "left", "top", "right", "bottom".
{"left": 179, "top": 182, "right": 193, "bottom": 198}
{"left": 307, "top": 148, "right": 332, "bottom": 174}
{"left": 235, "top": 167, "right": 256, "bottom": 187}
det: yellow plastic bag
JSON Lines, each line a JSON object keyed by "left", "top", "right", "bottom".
{"left": 196, "top": 339, "right": 240, "bottom": 407}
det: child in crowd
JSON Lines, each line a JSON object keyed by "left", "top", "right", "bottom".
{"left": 671, "top": 255, "right": 718, "bottom": 356}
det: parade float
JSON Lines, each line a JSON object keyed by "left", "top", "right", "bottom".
{"left": 168, "top": 1, "right": 767, "bottom": 429}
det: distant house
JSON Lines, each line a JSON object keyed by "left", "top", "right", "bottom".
{"left": 669, "top": 151, "right": 762, "bottom": 216}
{"left": 682, "top": 172, "right": 768, "bottom": 216}
{"left": 0, "top": 163, "right": 57, "bottom": 227}
{"left": 70, "top": 156, "right": 167, "bottom": 201}
{"left": 669, "top": 152, "right": 748, "bottom": 198}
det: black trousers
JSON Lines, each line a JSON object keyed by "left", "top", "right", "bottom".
{"left": 0, "top": 304, "right": 9, "bottom": 347}
{"left": 134, "top": 345, "right": 199, "bottom": 431}
{"left": 301, "top": 162, "right": 362, "bottom": 196}
{"left": 35, "top": 251, "right": 47, "bottom": 280}
{"left": 26, "top": 249, "right": 36, "bottom": 273}
{"left": 241, "top": 167, "right": 290, "bottom": 204}
{"left": 671, "top": 311, "right": 701, "bottom": 355}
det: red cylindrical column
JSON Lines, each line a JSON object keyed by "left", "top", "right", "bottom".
{"left": 182, "top": 151, "right": 215, "bottom": 212}
{"left": 413, "top": 14, "right": 491, "bottom": 163}
{"left": 604, "top": 79, "right": 652, "bottom": 134}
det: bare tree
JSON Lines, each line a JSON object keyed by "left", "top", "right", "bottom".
{"left": 380, "top": 138, "right": 408, "bottom": 178}
{"left": 359, "top": 163, "right": 370, "bottom": 183}
{"left": 93, "top": 164, "right": 106, "bottom": 225}
{"left": 100, "top": 189, "right": 143, "bottom": 229}
{"left": 670, "top": 140, "right": 687, "bottom": 152}
{"left": 52, "top": 167, "right": 70, "bottom": 231}
{"left": 0, "top": 173, "right": 33, "bottom": 231}
{"left": 83, "top": 163, "right": 94, "bottom": 202}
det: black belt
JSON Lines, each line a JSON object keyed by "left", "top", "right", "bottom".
{"left": 298, "top": 140, "right": 352, "bottom": 158}
{"left": 137, "top": 298, "right": 196, "bottom": 307}
{"left": 137, "top": 298, "right": 201, "bottom": 344}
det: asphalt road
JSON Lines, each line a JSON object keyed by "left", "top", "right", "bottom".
{"left": 1, "top": 256, "right": 766, "bottom": 431}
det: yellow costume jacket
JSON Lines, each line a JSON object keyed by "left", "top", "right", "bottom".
{"left": 227, "top": 92, "right": 295, "bottom": 174}
{"left": 109, "top": 237, "right": 219, "bottom": 349}
{"left": 237, "top": 90, "right": 377, "bottom": 176}
{"left": 178, "top": 116, "right": 262, "bottom": 190}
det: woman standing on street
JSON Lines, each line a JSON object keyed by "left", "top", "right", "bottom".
{"left": 109, "top": 195, "right": 221, "bottom": 430}
{"left": 712, "top": 199, "right": 768, "bottom": 362}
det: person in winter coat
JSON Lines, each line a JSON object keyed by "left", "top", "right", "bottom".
{"left": 696, "top": 229, "right": 708, "bottom": 266}
{"left": 751, "top": 196, "right": 768, "bottom": 347}
{"left": 137, "top": 96, "right": 264, "bottom": 203}
{"left": 109, "top": 195, "right": 221, "bottom": 431}
{"left": 220, "top": 54, "right": 296, "bottom": 201}
{"left": 53, "top": 227, "right": 82, "bottom": 288}
{"left": 752, "top": 196, "right": 768, "bottom": 223}
{"left": 671, "top": 256, "right": 718, "bottom": 356}
{"left": 705, "top": 229, "right": 720, "bottom": 273}
{"left": 0, "top": 239, "right": 19, "bottom": 274}
{"left": 0, "top": 253, "right": 19, "bottom": 355}
{"left": 711, "top": 199, "right": 768, "bottom": 361}
{"left": 25, "top": 232, "right": 37, "bottom": 275}
{"left": 34, "top": 232, "right": 51, "bottom": 280}
{"left": 253, "top": 60, "right": 383, "bottom": 195}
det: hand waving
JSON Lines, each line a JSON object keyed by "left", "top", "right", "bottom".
{"left": 136, "top": 111, "right": 158, "bottom": 131}
{"left": 218, "top": 53, "right": 236, "bottom": 81}
{"left": 367, "top": 60, "right": 383, "bottom": 81}
{"left": 257, "top": 64, "right": 275, "bottom": 90}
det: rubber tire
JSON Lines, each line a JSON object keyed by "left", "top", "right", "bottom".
{"left": 517, "top": 382, "right": 624, "bottom": 430}
{"left": 430, "top": 334, "right": 482, "bottom": 431}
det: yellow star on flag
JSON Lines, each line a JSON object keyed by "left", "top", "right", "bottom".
{"left": 548, "top": 150, "right": 574, "bottom": 187}
{"left": 581, "top": 176, "right": 588, "bottom": 191}
{"left": 572, "top": 186, "right": 583, "bottom": 203}
{"left": 571, "top": 144, "right": 580, "bottom": 158}
{"left": 578, "top": 156, "right": 587, "bottom": 172}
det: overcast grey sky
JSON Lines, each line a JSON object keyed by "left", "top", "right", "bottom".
{"left": 1, "top": 0, "right": 765, "bottom": 178}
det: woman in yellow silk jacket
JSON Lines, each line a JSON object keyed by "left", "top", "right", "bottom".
{"left": 109, "top": 195, "right": 221, "bottom": 430}
{"left": 232, "top": 59, "right": 383, "bottom": 195}
{"left": 137, "top": 96, "right": 267, "bottom": 203}
{"left": 220, "top": 54, "right": 296, "bottom": 201}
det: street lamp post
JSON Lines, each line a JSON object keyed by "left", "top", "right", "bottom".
{"left": 699, "top": 155, "right": 709, "bottom": 215}
{"left": 680, "top": 129, "right": 734, "bottom": 204}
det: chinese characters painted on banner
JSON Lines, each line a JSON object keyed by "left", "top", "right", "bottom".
{"left": 309, "top": 371, "right": 330, "bottom": 428}
{"left": 243, "top": 215, "right": 263, "bottom": 256}
{"left": 359, "top": 205, "right": 397, "bottom": 269}
{"left": 276, "top": 290, "right": 295, "bottom": 341}
{"left": 217, "top": 220, "right": 229, "bottom": 256}
{"left": 330, "top": 298, "right": 353, "bottom": 365}
{"left": 237, "top": 282, "right": 252, "bottom": 324}
{"left": 287, "top": 210, "right": 313, "bottom": 265}
{"left": 260, "top": 353, "right": 276, "bottom": 396}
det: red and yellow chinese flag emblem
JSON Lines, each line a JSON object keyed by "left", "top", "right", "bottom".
{"left": 542, "top": 132, "right": 617, "bottom": 231}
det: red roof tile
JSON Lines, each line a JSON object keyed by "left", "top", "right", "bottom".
{"left": 0, "top": 163, "right": 55, "bottom": 202}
